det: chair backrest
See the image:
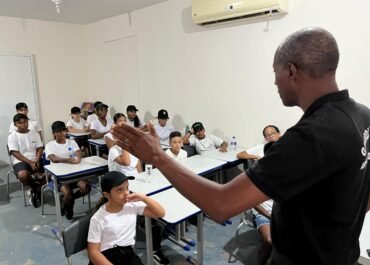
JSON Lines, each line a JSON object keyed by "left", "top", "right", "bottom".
{"left": 62, "top": 213, "right": 92, "bottom": 258}
{"left": 182, "top": 144, "right": 196, "bottom": 157}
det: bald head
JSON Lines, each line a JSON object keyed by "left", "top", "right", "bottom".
{"left": 274, "top": 27, "right": 339, "bottom": 79}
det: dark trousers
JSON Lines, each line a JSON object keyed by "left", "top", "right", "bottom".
{"left": 89, "top": 245, "right": 143, "bottom": 265}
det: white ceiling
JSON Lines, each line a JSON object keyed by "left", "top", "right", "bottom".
{"left": 0, "top": 0, "right": 168, "bottom": 24}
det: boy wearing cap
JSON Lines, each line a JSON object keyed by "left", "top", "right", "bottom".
{"left": 66, "top": 106, "right": 89, "bottom": 133}
{"left": 87, "top": 171, "right": 165, "bottom": 265}
{"left": 126, "top": 105, "right": 145, "bottom": 128}
{"left": 183, "top": 122, "right": 228, "bottom": 154}
{"left": 154, "top": 109, "right": 175, "bottom": 146}
{"left": 8, "top": 113, "right": 44, "bottom": 207}
{"left": 90, "top": 103, "right": 113, "bottom": 139}
{"left": 45, "top": 121, "right": 91, "bottom": 219}
{"left": 9, "top": 102, "right": 42, "bottom": 138}
{"left": 165, "top": 131, "right": 187, "bottom": 161}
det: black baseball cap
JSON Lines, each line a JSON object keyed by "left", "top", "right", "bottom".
{"left": 71, "top": 106, "right": 81, "bottom": 114}
{"left": 157, "top": 109, "right": 169, "bottom": 119}
{"left": 127, "top": 105, "right": 138, "bottom": 112}
{"left": 101, "top": 171, "right": 135, "bottom": 193}
{"left": 192, "top": 122, "right": 204, "bottom": 133}
{"left": 13, "top": 113, "right": 29, "bottom": 123}
{"left": 95, "top": 103, "right": 109, "bottom": 110}
{"left": 16, "top": 102, "right": 28, "bottom": 110}
{"left": 51, "top": 121, "right": 67, "bottom": 132}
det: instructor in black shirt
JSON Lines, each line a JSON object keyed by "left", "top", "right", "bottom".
{"left": 112, "top": 27, "right": 370, "bottom": 265}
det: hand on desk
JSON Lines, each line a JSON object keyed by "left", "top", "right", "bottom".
{"left": 219, "top": 146, "right": 228, "bottom": 153}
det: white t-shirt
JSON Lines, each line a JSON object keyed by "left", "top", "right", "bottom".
{"left": 88, "top": 202, "right": 146, "bottom": 252}
{"left": 108, "top": 145, "right": 139, "bottom": 177}
{"left": 8, "top": 131, "right": 43, "bottom": 165}
{"left": 189, "top": 134, "right": 224, "bottom": 155}
{"left": 165, "top": 148, "right": 187, "bottom": 161}
{"left": 154, "top": 123, "right": 175, "bottom": 146}
{"left": 9, "top": 120, "right": 41, "bottom": 133}
{"left": 104, "top": 132, "right": 114, "bottom": 141}
{"left": 86, "top": 113, "right": 98, "bottom": 126}
{"left": 90, "top": 119, "right": 113, "bottom": 134}
{"left": 127, "top": 118, "right": 144, "bottom": 128}
{"left": 45, "top": 139, "right": 80, "bottom": 162}
{"left": 66, "top": 118, "right": 87, "bottom": 131}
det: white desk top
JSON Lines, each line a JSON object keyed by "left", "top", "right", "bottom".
{"left": 88, "top": 138, "right": 106, "bottom": 146}
{"left": 201, "top": 147, "right": 246, "bottom": 162}
{"left": 360, "top": 212, "right": 370, "bottom": 260}
{"left": 178, "top": 155, "right": 227, "bottom": 175}
{"left": 149, "top": 188, "right": 201, "bottom": 224}
{"left": 44, "top": 156, "right": 108, "bottom": 178}
{"left": 67, "top": 132, "right": 91, "bottom": 137}
{"left": 129, "top": 169, "right": 172, "bottom": 196}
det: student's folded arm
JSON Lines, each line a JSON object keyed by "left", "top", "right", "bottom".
{"left": 87, "top": 242, "right": 113, "bottom": 265}
{"left": 10, "top": 150, "right": 33, "bottom": 164}
{"left": 67, "top": 126, "right": 83, "bottom": 133}
{"left": 90, "top": 129, "right": 104, "bottom": 139}
{"left": 153, "top": 153, "right": 269, "bottom": 223}
{"left": 113, "top": 150, "right": 131, "bottom": 166}
{"left": 48, "top": 154, "right": 72, "bottom": 163}
{"left": 142, "top": 196, "right": 166, "bottom": 218}
{"left": 254, "top": 204, "right": 271, "bottom": 219}
{"left": 237, "top": 151, "right": 260, "bottom": 160}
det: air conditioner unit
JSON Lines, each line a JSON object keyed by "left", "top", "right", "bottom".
{"left": 192, "top": 0, "right": 289, "bottom": 26}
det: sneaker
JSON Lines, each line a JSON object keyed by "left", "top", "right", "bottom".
{"left": 153, "top": 248, "right": 170, "bottom": 265}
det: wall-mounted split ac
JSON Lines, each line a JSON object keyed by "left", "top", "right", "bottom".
{"left": 192, "top": 0, "right": 289, "bottom": 26}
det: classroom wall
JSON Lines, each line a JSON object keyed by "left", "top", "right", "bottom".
{"left": 0, "top": 16, "right": 88, "bottom": 142}
{"left": 84, "top": 0, "right": 370, "bottom": 148}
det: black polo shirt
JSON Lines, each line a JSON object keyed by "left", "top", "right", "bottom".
{"left": 247, "top": 90, "right": 370, "bottom": 265}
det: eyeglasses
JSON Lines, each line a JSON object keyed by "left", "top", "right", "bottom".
{"left": 264, "top": 132, "right": 277, "bottom": 138}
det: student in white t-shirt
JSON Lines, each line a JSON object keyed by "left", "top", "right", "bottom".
{"left": 126, "top": 105, "right": 145, "bottom": 129}
{"left": 90, "top": 103, "right": 113, "bottom": 139}
{"left": 183, "top": 122, "right": 228, "bottom": 155}
{"left": 237, "top": 125, "right": 281, "bottom": 160}
{"left": 104, "top": 112, "right": 126, "bottom": 150}
{"left": 66, "top": 106, "right": 89, "bottom": 133}
{"left": 87, "top": 171, "right": 165, "bottom": 265}
{"left": 45, "top": 121, "right": 91, "bottom": 220}
{"left": 9, "top": 102, "right": 42, "bottom": 139}
{"left": 107, "top": 113, "right": 142, "bottom": 177}
{"left": 165, "top": 131, "right": 187, "bottom": 161}
{"left": 86, "top": 101, "right": 101, "bottom": 127}
{"left": 7, "top": 113, "right": 44, "bottom": 208}
{"left": 154, "top": 109, "right": 175, "bottom": 146}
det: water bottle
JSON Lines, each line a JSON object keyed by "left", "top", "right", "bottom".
{"left": 230, "top": 136, "right": 237, "bottom": 151}
{"left": 67, "top": 139, "right": 76, "bottom": 160}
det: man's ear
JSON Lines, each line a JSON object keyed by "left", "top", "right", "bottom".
{"left": 288, "top": 62, "right": 297, "bottom": 78}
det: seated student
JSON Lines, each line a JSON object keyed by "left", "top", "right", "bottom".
{"left": 90, "top": 103, "right": 113, "bottom": 139}
{"left": 9, "top": 102, "right": 42, "bottom": 139}
{"left": 154, "top": 109, "right": 175, "bottom": 146}
{"left": 87, "top": 171, "right": 166, "bottom": 265}
{"left": 126, "top": 105, "right": 145, "bottom": 129}
{"left": 104, "top": 113, "right": 126, "bottom": 150}
{"left": 165, "top": 131, "right": 187, "bottom": 161}
{"left": 86, "top": 101, "right": 101, "bottom": 127}
{"left": 66, "top": 106, "right": 89, "bottom": 133}
{"left": 45, "top": 121, "right": 91, "bottom": 220}
{"left": 8, "top": 113, "right": 44, "bottom": 207}
{"left": 237, "top": 125, "right": 281, "bottom": 160}
{"left": 183, "top": 122, "right": 228, "bottom": 154}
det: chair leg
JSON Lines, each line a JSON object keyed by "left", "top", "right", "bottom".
{"left": 228, "top": 215, "right": 246, "bottom": 263}
{"left": 41, "top": 184, "right": 47, "bottom": 215}
{"left": 6, "top": 171, "right": 11, "bottom": 199}
{"left": 88, "top": 192, "right": 91, "bottom": 210}
{"left": 67, "top": 256, "right": 72, "bottom": 265}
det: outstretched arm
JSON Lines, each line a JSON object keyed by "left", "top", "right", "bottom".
{"left": 112, "top": 123, "right": 269, "bottom": 223}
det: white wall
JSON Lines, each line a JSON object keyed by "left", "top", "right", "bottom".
{"left": 84, "top": 0, "right": 370, "bottom": 148}
{"left": 0, "top": 16, "right": 87, "bottom": 142}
